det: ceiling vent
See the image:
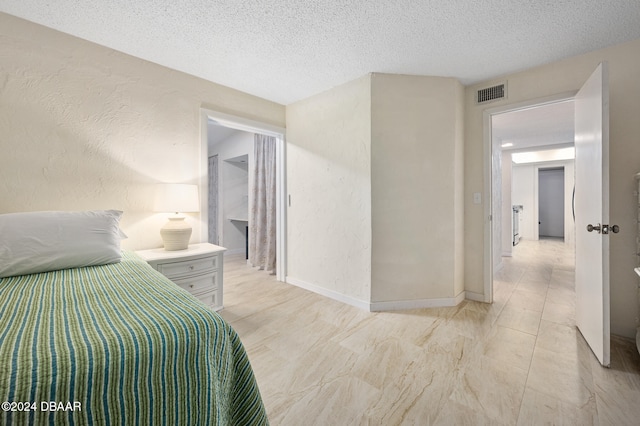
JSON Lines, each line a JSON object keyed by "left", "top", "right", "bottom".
{"left": 477, "top": 82, "right": 507, "bottom": 104}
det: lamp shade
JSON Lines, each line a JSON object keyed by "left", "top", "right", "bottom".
{"left": 154, "top": 184, "right": 200, "bottom": 213}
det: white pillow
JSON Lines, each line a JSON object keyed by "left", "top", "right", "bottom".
{"left": 0, "top": 210, "right": 126, "bottom": 278}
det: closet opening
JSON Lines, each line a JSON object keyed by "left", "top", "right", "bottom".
{"left": 199, "top": 109, "right": 286, "bottom": 282}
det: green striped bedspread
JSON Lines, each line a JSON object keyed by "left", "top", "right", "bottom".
{"left": 0, "top": 252, "right": 268, "bottom": 425}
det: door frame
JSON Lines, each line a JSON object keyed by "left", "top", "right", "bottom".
{"left": 483, "top": 92, "right": 576, "bottom": 302}
{"left": 207, "top": 153, "right": 220, "bottom": 245}
{"left": 199, "top": 108, "right": 287, "bottom": 282}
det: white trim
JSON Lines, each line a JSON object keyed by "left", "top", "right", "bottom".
{"left": 275, "top": 136, "right": 287, "bottom": 282}
{"left": 482, "top": 109, "right": 493, "bottom": 303}
{"left": 532, "top": 165, "right": 541, "bottom": 241}
{"left": 483, "top": 92, "right": 577, "bottom": 116}
{"left": 465, "top": 291, "right": 486, "bottom": 302}
{"left": 285, "top": 277, "right": 370, "bottom": 311}
{"left": 483, "top": 91, "right": 577, "bottom": 305}
{"left": 287, "top": 276, "right": 470, "bottom": 312}
{"left": 204, "top": 110, "right": 285, "bottom": 137}
{"left": 200, "top": 108, "right": 287, "bottom": 282}
{"left": 370, "top": 291, "right": 466, "bottom": 312}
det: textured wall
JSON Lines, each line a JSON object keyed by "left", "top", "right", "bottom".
{"left": 464, "top": 38, "right": 640, "bottom": 337}
{"left": 286, "top": 75, "right": 372, "bottom": 303}
{"left": 0, "top": 13, "right": 284, "bottom": 250}
{"left": 370, "top": 74, "right": 465, "bottom": 302}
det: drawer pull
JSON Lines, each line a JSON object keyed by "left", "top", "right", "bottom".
{"left": 190, "top": 284, "right": 194, "bottom": 288}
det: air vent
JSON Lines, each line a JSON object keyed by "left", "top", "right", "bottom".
{"left": 477, "top": 82, "right": 506, "bottom": 104}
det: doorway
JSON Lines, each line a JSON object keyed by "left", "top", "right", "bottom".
{"left": 484, "top": 65, "right": 611, "bottom": 366}
{"left": 483, "top": 93, "right": 577, "bottom": 302}
{"left": 538, "top": 167, "right": 565, "bottom": 239}
{"left": 199, "top": 108, "right": 287, "bottom": 282}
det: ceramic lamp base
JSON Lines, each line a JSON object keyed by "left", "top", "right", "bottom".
{"left": 160, "top": 216, "right": 192, "bottom": 251}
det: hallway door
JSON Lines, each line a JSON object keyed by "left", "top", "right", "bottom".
{"left": 574, "top": 62, "right": 610, "bottom": 367}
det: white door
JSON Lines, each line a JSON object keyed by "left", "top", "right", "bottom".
{"left": 574, "top": 63, "right": 610, "bottom": 367}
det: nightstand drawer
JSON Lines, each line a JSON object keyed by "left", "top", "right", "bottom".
{"left": 135, "top": 243, "right": 225, "bottom": 311}
{"left": 194, "top": 290, "right": 218, "bottom": 308}
{"left": 174, "top": 273, "right": 217, "bottom": 294}
{"left": 157, "top": 256, "right": 218, "bottom": 279}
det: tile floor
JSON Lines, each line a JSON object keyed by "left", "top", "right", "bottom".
{"left": 219, "top": 238, "right": 640, "bottom": 425}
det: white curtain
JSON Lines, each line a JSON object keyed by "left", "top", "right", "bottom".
{"left": 208, "top": 155, "right": 219, "bottom": 245}
{"left": 249, "top": 134, "right": 277, "bottom": 272}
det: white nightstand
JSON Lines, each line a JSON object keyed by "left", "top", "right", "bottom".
{"left": 136, "top": 243, "right": 226, "bottom": 311}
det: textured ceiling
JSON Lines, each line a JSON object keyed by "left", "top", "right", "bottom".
{"left": 1, "top": 1, "right": 640, "bottom": 105}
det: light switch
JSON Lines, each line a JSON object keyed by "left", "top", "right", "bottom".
{"left": 473, "top": 192, "right": 482, "bottom": 204}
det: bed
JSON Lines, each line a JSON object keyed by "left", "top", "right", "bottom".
{"left": 0, "top": 210, "right": 268, "bottom": 425}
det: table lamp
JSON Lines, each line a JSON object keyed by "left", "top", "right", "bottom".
{"left": 154, "top": 183, "right": 200, "bottom": 250}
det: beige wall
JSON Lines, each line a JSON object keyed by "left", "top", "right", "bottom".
{"left": 285, "top": 75, "right": 373, "bottom": 303}
{"left": 370, "top": 74, "right": 465, "bottom": 302}
{"left": 465, "top": 38, "right": 640, "bottom": 337}
{"left": 0, "top": 13, "right": 285, "bottom": 250}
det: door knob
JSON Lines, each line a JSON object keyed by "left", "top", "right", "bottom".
{"left": 587, "top": 223, "right": 601, "bottom": 233}
{"left": 586, "top": 223, "right": 619, "bottom": 234}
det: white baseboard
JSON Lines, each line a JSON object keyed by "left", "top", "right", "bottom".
{"left": 285, "top": 277, "right": 487, "bottom": 312}
{"left": 465, "top": 291, "right": 486, "bottom": 302}
{"left": 285, "top": 276, "right": 370, "bottom": 311}
{"left": 370, "top": 290, "right": 466, "bottom": 312}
